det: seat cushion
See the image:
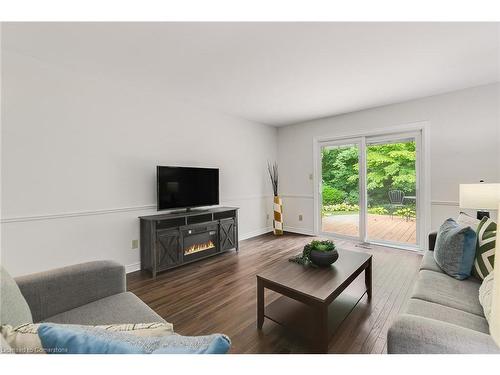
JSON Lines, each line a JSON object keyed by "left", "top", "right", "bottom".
{"left": 43, "top": 292, "right": 165, "bottom": 325}
{"left": 419, "top": 251, "right": 444, "bottom": 274}
{"left": 405, "top": 298, "right": 490, "bottom": 334}
{"left": 412, "top": 270, "right": 483, "bottom": 316}
{"left": 0, "top": 266, "right": 33, "bottom": 326}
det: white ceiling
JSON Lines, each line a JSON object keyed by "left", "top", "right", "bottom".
{"left": 2, "top": 22, "right": 499, "bottom": 126}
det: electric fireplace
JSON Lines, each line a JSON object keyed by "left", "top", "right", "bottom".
{"left": 182, "top": 223, "right": 219, "bottom": 262}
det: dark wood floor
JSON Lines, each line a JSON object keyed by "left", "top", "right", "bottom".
{"left": 127, "top": 232, "right": 422, "bottom": 354}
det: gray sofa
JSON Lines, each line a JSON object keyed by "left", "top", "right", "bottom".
{"left": 1, "top": 261, "right": 165, "bottom": 352}
{"left": 387, "top": 232, "right": 499, "bottom": 354}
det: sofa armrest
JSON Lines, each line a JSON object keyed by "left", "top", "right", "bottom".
{"left": 428, "top": 231, "right": 438, "bottom": 251}
{"left": 387, "top": 314, "right": 500, "bottom": 354}
{"left": 15, "top": 261, "right": 126, "bottom": 322}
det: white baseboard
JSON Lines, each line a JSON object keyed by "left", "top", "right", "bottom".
{"left": 283, "top": 225, "right": 315, "bottom": 236}
{"left": 239, "top": 226, "right": 272, "bottom": 240}
{"left": 125, "top": 226, "right": 273, "bottom": 274}
{"left": 125, "top": 262, "right": 141, "bottom": 274}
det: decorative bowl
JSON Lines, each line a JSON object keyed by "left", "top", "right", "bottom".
{"left": 309, "top": 249, "right": 339, "bottom": 267}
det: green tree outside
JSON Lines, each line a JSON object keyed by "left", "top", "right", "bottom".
{"left": 321, "top": 141, "right": 416, "bottom": 215}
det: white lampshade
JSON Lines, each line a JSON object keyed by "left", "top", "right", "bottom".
{"left": 459, "top": 183, "right": 500, "bottom": 210}
{"left": 490, "top": 202, "right": 500, "bottom": 346}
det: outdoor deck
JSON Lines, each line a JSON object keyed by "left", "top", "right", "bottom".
{"left": 322, "top": 214, "right": 416, "bottom": 244}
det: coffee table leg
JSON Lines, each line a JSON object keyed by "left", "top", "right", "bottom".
{"left": 365, "top": 258, "right": 372, "bottom": 300}
{"left": 257, "top": 278, "right": 264, "bottom": 329}
{"left": 314, "top": 304, "right": 329, "bottom": 353}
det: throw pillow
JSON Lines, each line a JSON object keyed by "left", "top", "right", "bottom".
{"left": 0, "top": 266, "right": 33, "bottom": 327}
{"left": 0, "top": 322, "right": 174, "bottom": 354}
{"left": 456, "top": 212, "right": 481, "bottom": 232}
{"left": 434, "top": 218, "right": 477, "bottom": 280}
{"left": 38, "top": 323, "right": 231, "bottom": 354}
{"left": 473, "top": 216, "right": 497, "bottom": 280}
{"left": 478, "top": 271, "right": 494, "bottom": 324}
{"left": 1, "top": 335, "right": 12, "bottom": 354}
{"left": 39, "top": 325, "right": 139, "bottom": 354}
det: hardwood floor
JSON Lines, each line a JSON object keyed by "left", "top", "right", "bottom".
{"left": 127, "top": 232, "right": 422, "bottom": 354}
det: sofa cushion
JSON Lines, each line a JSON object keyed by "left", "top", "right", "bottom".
{"left": 0, "top": 266, "right": 33, "bottom": 327}
{"left": 419, "top": 251, "right": 444, "bottom": 274}
{"left": 43, "top": 292, "right": 165, "bottom": 325}
{"left": 387, "top": 314, "right": 500, "bottom": 354}
{"left": 434, "top": 218, "right": 477, "bottom": 280}
{"left": 405, "top": 298, "right": 489, "bottom": 334}
{"left": 412, "top": 270, "right": 483, "bottom": 316}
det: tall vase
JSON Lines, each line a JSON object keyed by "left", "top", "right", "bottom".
{"left": 273, "top": 195, "right": 283, "bottom": 235}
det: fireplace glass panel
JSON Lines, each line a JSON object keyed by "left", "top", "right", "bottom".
{"left": 183, "top": 229, "right": 218, "bottom": 260}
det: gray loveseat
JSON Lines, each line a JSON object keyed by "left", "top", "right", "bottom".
{"left": 387, "top": 232, "right": 499, "bottom": 354}
{"left": 1, "top": 261, "right": 165, "bottom": 352}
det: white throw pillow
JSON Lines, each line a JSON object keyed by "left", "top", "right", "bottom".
{"left": 0, "top": 322, "right": 174, "bottom": 354}
{"left": 457, "top": 212, "right": 481, "bottom": 232}
{"left": 479, "top": 272, "right": 494, "bottom": 324}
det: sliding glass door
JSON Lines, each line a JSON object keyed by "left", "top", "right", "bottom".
{"left": 320, "top": 140, "right": 362, "bottom": 239}
{"left": 365, "top": 135, "right": 418, "bottom": 246}
{"left": 318, "top": 131, "right": 421, "bottom": 249}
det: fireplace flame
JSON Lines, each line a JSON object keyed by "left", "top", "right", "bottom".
{"left": 184, "top": 240, "right": 216, "bottom": 255}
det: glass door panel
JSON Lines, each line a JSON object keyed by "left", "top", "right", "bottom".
{"left": 320, "top": 142, "right": 360, "bottom": 238}
{"left": 366, "top": 137, "right": 417, "bottom": 245}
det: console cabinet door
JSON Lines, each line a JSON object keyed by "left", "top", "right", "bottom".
{"left": 156, "top": 230, "right": 181, "bottom": 270}
{"left": 219, "top": 219, "right": 236, "bottom": 251}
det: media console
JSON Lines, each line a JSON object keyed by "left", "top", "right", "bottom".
{"left": 139, "top": 207, "right": 239, "bottom": 278}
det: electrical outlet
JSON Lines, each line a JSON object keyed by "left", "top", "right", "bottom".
{"left": 131, "top": 239, "right": 139, "bottom": 249}
{"left": 309, "top": 173, "right": 313, "bottom": 180}
{"left": 266, "top": 213, "right": 270, "bottom": 220}
{"left": 299, "top": 214, "right": 303, "bottom": 221}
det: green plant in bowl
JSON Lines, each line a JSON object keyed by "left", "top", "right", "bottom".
{"left": 289, "top": 240, "right": 338, "bottom": 267}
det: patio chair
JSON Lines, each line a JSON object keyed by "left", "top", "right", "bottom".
{"left": 388, "top": 190, "right": 405, "bottom": 219}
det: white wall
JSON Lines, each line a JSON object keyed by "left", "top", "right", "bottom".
{"left": 1, "top": 50, "right": 277, "bottom": 276}
{"left": 277, "top": 83, "right": 500, "bottom": 242}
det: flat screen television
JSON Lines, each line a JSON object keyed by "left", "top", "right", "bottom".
{"left": 157, "top": 166, "right": 219, "bottom": 211}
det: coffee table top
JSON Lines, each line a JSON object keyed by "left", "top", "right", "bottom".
{"left": 257, "top": 248, "right": 371, "bottom": 303}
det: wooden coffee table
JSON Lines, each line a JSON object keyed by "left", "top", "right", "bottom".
{"left": 256, "top": 248, "right": 372, "bottom": 353}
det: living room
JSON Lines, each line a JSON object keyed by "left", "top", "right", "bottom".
{"left": 1, "top": 1, "right": 500, "bottom": 372}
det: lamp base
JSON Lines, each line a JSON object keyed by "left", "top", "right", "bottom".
{"left": 477, "top": 211, "right": 490, "bottom": 220}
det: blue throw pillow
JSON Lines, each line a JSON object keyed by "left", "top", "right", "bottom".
{"left": 38, "top": 323, "right": 230, "bottom": 354}
{"left": 38, "top": 324, "right": 142, "bottom": 354}
{"left": 434, "top": 218, "right": 477, "bottom": 280}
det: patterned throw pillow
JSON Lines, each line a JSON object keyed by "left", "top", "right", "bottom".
{"left": 0, "top": 322, "right": 174, "bottom": 354}
{"left": 473, "top": 217, "right": 497, "bottom": 280}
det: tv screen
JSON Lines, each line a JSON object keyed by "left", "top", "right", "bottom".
{"left": 157, "top": 166, "right": 219, "bottom": 210}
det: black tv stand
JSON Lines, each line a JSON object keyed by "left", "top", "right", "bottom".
{"left": 139, "top": 207, "right": 239, "bottom": 278}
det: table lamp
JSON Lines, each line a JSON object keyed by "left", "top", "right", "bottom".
{"left": 459, "top": 182, "right": 500, "bottom": 220}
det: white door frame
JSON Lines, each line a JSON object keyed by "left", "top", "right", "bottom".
{"left": 312, "top": 121, "right": 431, "bottom": 252}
